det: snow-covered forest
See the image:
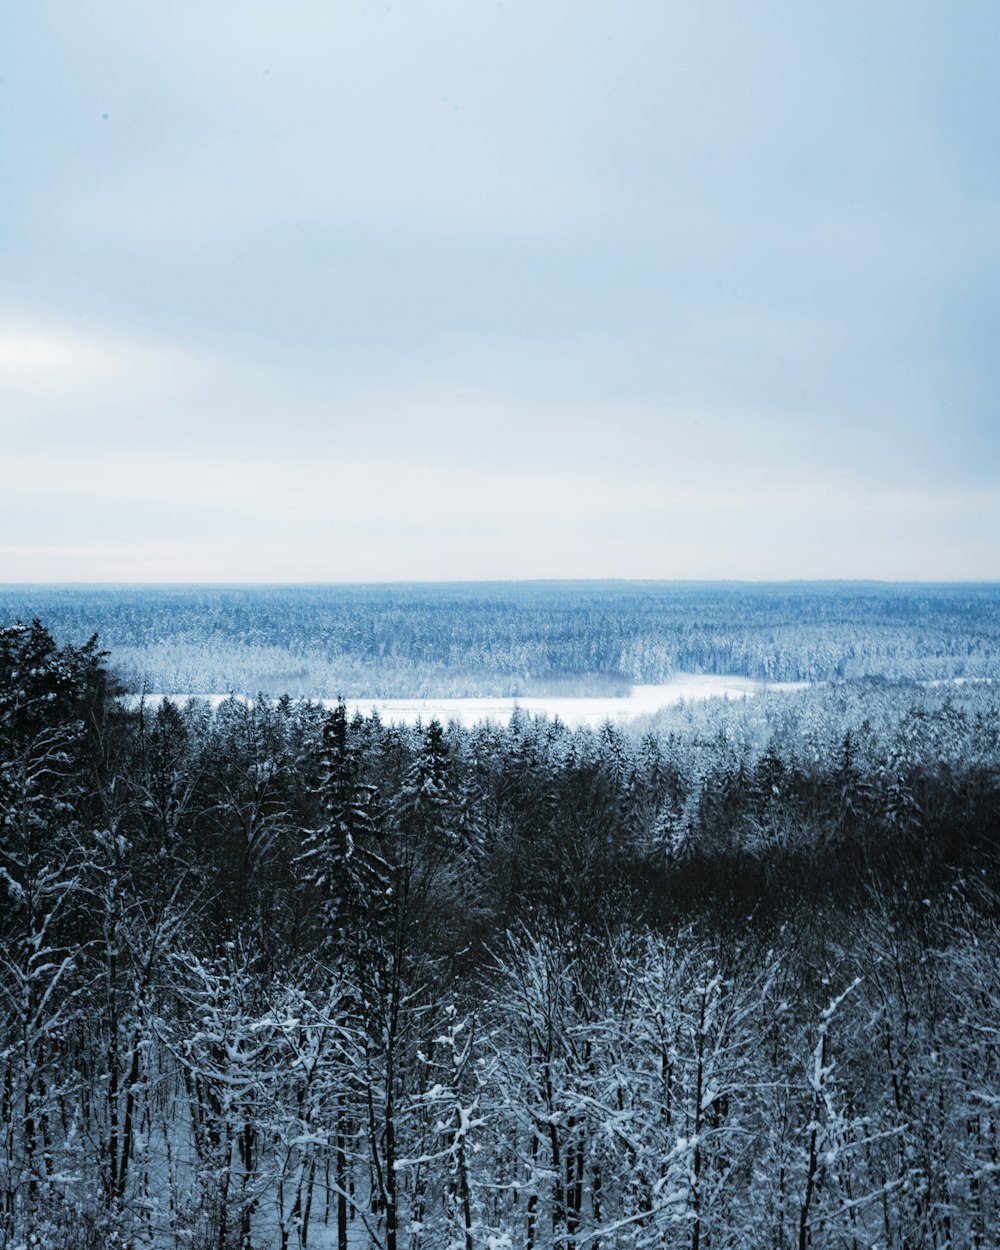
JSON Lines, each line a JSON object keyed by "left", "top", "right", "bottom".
{"left": 2, "top": 615, "right": 1000, "bottom": 1249}
{"left": 2, "top": 582, "right": 999, "bottom": 696}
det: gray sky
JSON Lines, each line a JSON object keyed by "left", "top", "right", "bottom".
{"left": 2, "top": 0, "right": 998, "bottom": 581}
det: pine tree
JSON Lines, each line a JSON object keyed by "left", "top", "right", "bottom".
{"left": 297, "top": 701, "right": 381, "bottom": 948}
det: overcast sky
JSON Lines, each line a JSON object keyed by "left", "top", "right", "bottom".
{"left": 2, "top": 1, "right": 998, "bottom": 582}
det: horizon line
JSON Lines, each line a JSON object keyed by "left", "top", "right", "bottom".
{"left": 3, "top": 578, "right": 1000, "bottom": 590}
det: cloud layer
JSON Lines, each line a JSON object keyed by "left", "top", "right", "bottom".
{"left": 2, "top": 1, "right": 998, "bottom": 580}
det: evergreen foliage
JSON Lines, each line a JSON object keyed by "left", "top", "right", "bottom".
{"left": 3, "top": 582, "right": 999, "bottom": 695}
{"left": 1, "top": 618, "right": 1000, "bottom": 1248}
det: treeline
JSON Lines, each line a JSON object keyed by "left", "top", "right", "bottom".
{"left": 2, "top": 620, "right": 1000, "bottom": 1249}
{"left": 2, "top": 581, "right": 1000, "bottom": 695}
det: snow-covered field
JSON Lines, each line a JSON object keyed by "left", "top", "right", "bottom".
{"left": 343, "top": 675, "right": 810, "bottom": 728}
{"left": 138, "top": 674, "right": 811, "bottom": 729}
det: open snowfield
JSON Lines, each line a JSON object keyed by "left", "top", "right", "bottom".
{"left": 342, "top": 675, "right": 811, "bottom": 728}
{"left": 138, "top": 674, "right": 811, "bottom": 728}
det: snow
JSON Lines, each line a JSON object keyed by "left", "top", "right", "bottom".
{"left": 132, "top": 675, "right": 810, "bottom": 729}
{"left": 345, "top": 676, "right": 801, "bottom": 728}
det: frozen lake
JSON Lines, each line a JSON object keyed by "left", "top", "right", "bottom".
{"left": 342, "top": 675, "right": 810, "bottom": 728}
{"left": 137, "top": 674, "right": 810, "bottom": 729}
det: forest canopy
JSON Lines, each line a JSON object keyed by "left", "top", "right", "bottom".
{"left": 2, "top": 581, "right": 999, "bottom": 696}
{"left": 1, "top": 616, "right": 999, "bottom": 1249}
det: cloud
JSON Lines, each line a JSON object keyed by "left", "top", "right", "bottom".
{"left": 1, "top": 443, "right": 997, "bottom": 582}
{"left": 41, "top": 0, "right": 628, "bottom": 249}
{"left": 0, "top": 326, "right": 126, "bottom": 395}
{"left": 0, "top": 320, "right": 198, "bottom": 405}
{"left": 0, "top": 546, "right": 107, "bottom": 556}
{"left": 1, "top": 2, "right": 998, "bottom": 581}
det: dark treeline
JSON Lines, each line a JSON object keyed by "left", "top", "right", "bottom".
{"left": 2, "top": 581, "right": 1000, "bottom": 695}
{"left": 2, "top": 619, "right": 1000, "bottom": 1249}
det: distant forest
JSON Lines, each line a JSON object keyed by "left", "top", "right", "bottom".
{"left": 2, "top": 582, "right": 999, "bottom": 696}
{"left": 2, "top": 618, "right": 999, "bottom": 1249}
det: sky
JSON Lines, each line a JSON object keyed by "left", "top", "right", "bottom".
{"left": 1, "top": 0, "right": 998, "bottom": 582}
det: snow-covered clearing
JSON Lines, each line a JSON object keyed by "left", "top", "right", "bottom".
{"left": 343, "top": 675, "right": 810, "bottom": 728}
{"left": 136, "top": 674, "right": 811, "bottom": 729}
